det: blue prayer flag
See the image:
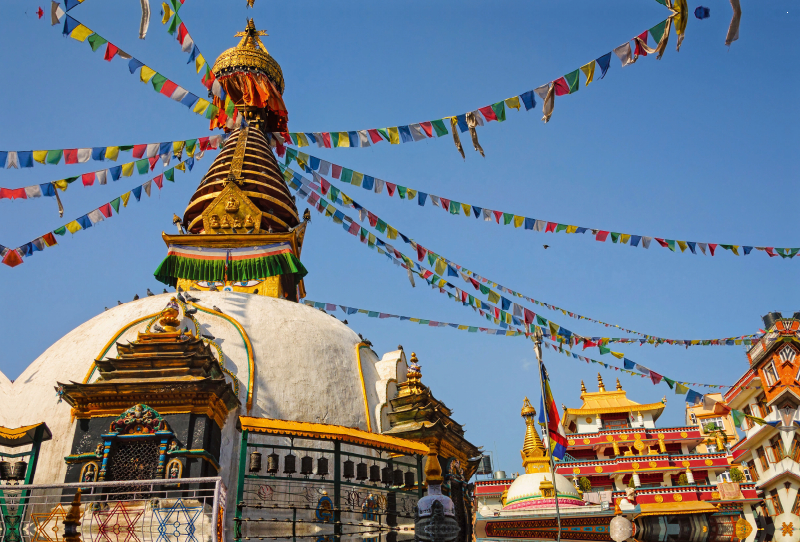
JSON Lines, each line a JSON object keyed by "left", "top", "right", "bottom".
{"left": 91, "top": 147, "right": 106, "bottom": 161}
{"left": 128, "top": 58, "right": 145, "bottom": 74}
{"left": 40, "top": 183, "right": 56, "bottom": 197}
{"left": 76, "top": 214, "right": 92, "bottom": 229}
{"left": 362, "top": 175, "right": 375, "bottom": 191}
{"left": 398, "top": 126, "right": 413, "bottom": 143}
{"left": 519, "top": 91, "right": 536, "bottom": 111}
{"left": 132, "top": 186, "right": 142, "bottom": 201}
{"left": 596, "top": 53, "right": 612, "bottom": 79}
{"left": 630, "top": 235, "right": 642, "bottom": 247}
{"left": 180, "top": 93, "right": 199, "bottom": 109}
{"left": 455, "top": 114, "right": 468, "bottom": 133}
{"left": 17, "top": 151, "right": 33, "bottom": 168}
{"left": 524, "top": 217, "right": 535, "bottom": 230}
{"left": 472, "top": 206, "right": 482, "bottom": 218}
{"left": 63, "top": 15, "right": 79, "bottom": 35}
{"left": 109, "top": 166, "right": 122, "bottom": 180}
{"left": 623, "top": 358, "right": 635, "bottom": 370}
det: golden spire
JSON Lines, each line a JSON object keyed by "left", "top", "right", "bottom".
{"left": 616, "top": 378, "right": 622, "bottom": 391}
{"left": 520, "top": 397, "right": 549, "bottom": 473}
{"left": 398, "top": 353, "right": 426, "bottom": 397}
{"left": 234, "top": 18, "right": 269, "bottom": 52}
{"left": 597, "top": 373, "right": 605, "bottom": 392}
{"left": 407, "top": 352, "right": 422, "bottom": 381}
{"left": 424, "top": 443, "right": 443, "bottom": 485}
{"left": 580, "top": 380, "right": 586, "bottom": 393}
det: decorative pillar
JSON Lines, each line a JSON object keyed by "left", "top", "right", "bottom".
{"left": 658, "top": 434, "right": 666, "bottom": 454}
{"left": 612, "top": 441, "right": 620, "bottom": 457}
{"left": 632, "top": 473, "right": 641, "bottom": 488}
{"left": 415, "top": 446, "right": 459, "bottom": 542}
{"left": 685, "top": 467, "right": 695, "bottom": 485}
{"left": 62, "top": 489, "right": 82, "bottom": 542}
{"left": 637, "top": 412, "right": 644, "bottom": 427}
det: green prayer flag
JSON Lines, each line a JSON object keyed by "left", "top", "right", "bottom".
{"left": 395, "top": 186, "right": 406, "bottom": 199}
{"left": 675, "top": 382, "right": 689, "bottom": 394}
{"left": 565, "top": 69, "right": 580, "bottom": 94}
{"left": 53, "top": 226, "right": 67, "bottom": 236}
{"left": 135, "top": 159, "right": 149, "bottom": 174}
{"left": 731, "top": 409, "right": 745, "bottom": 428}
{"left": 431, "top": 119, "right": 448, "bottom": 137}
{"left": 87, "top": 33, "right": 107, "bottom": 52}
{"left": 340, "top": 168, "right": 353, "bottom": 184}
{"left": 598, "top": 345, "right": 611, "bottom": 355}
{"left": 556, "top": 224, "right": 568, "bottom": 233}
{"left": 663, "top": 377, "right": 675, "bottom": 390}
{"left": 468, "top": 326, "right": 477, "bottom": 332}
{"left": 479, "top": 284, "right": 490, "bottom": 295}
{"left": 427, "top": 252, "right": 436, "bottom": 266}
{"left": 185, "top": 139, "right": 197, "bottom": 153}
{"left": 610, "top": 232, "right": 620, "bottom": 243}
{"left": 666, "top": 239, "right": 676, "bottom": 252}
{"left": 536, "top": 315, "right": 547, "bottom": 326}
{"left": 450, "top": 202, "right": 460, "bottom": 215}
{"left": 164, "top": 168, "right": 175, "bottom": 182}
{"left": 330, "top": 132, "right": 340, "bottom": 147}
{"left": 375, "top": 219, "right": 387, "bottom": 233}
{"left": 649, "top": 20, "right": 667, "bottom": 42}
{"left": 46, "top": 149, "right": 63, "bottom": 165}
{"left": 491, "top": 102, "right": 506, "bottom": 122}
{"left": 225, "top": 98, "right": 236, "bottom": 116}
{"left": 151, "top": 73, "right": 168, "bottom": 92}
{"left": 285, "top": 148, "right": 298, "bottom": 164}
{"left": 167, "top": 13, "right": 181, "bottom": 35}
{"left": 204, "top": 104, "right": 219, "bottom": 120}
{"left": 329, "top": 186, "right": 340, "bottom": 202}
{"left": 110, "top": 198, "right": 121, "bottom": 213}
{"left": 119, "top": 145, "right": 134, "bottom": 151}
{"left": 377, "top": 128, "right": 390, "bottom": 142}
{"left": 503, "top": 213, "right": 513, "bottom": 225}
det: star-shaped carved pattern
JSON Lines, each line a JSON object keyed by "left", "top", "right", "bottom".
{"left": 153, "top": 499, "right": 202, "bottom": 542}
{"left": 32, "top": 504, "right": 67, "bottom": 542}
{"left": 781, "top": 522, "right": 794, "bottom": 537}
{"left": 93, "top": 502, "right": 144, "bottom": 542}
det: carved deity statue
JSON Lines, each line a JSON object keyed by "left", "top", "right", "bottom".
{"left": 220, "top": 215, "right": 231, "bottom": 228}
{"left": 233, "top": 217, "right": 243, "bottom": 229}
{"left": 225, "top": 196, "right": 240, "bottom": 213}
{"left": 244, "top": 215, "right": 255, "bottom": 228}
{"left": 209, "top": 215, "right": 220, "bottom": 229}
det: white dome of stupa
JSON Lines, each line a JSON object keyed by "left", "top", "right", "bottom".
{"left": 1, "top": 292, "right": 405, "bottom": 485}
{"left": 502, "top": 471, "right": 584, "bottom": 511}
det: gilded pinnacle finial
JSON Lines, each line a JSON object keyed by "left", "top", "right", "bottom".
{"left": 520, "top": 397, "right": 548, "bottom": 472}
{"left": 597, "top": 373, "right": 605, "bottom": 392}
{"left": 616, "top": 378, "right": 622, "bottom": 391}
{"left": 580, "top": 380, "right": 586, "bottom": 393}
{"left": 521, "top": 397, "right": 536, "bottom": 419}
{"left": 407, "top": 353, "right": 422, "bottom": 381}
{"left": 234, "top": 18, "right": 269, "bottom": 52}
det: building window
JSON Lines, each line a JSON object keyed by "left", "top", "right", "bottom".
{"left": 707, "top": 444, "right": 718, "bottom": 453}
{"left": 602, "top": 419, "right": 630, "bottom": 430}
{"left": 701, "top": 417, "right": 725, "bottom": 433}
{"left": 689, "top": 412, "right": 697, "bottom": 424}
{"left": 743, "top": 465, "right": 753, "bottom": 482}
{"left": 717, "top": 472, "right": 731, "bottom": 483}
{"left": 767, "top": 489, "right": 784, "bottom": 516}
{"left": 757, "top": 447, "right": 769, "bottom": 471}
{"left": 763, "top": 361, "right": 779, "bottom": 386}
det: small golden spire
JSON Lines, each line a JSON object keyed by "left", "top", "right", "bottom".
{"left": 616, "top": 378, "right": 622, "bottom": 391}
{"left": 234, "top": 19, "right": 269, "bottom": 52}
{"left": 424, "top": 443, "right": 443, "bottom": 485}
{"left": 597, "top": 373, "right": 605, "bottom": 392}
{"left": 520, "top": 397, "right": 548, "bottom": 473}
{"left": 580, "top": 380, "right": 587, "bottom": 393}
{"left": 407, "top": 352, "right": 422, "bottom": 381}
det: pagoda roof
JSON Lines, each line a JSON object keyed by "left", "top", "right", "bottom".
{"left": 564, "top": 390, "right": 665, "bottom": 418}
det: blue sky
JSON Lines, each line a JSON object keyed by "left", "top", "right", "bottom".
{"left": 0, "top": 0, "right": 796, "bottom": 473}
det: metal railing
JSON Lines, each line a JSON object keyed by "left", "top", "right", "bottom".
{"left": 0, "top": 476, "right": 223, "bottom": 542}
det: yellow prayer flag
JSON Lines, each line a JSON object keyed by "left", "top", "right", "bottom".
{"left": 193, "top": 98, "right": 209, "bottom": 114}
{"left": 580, "top": 61, "right": 596, "bottom": 86}
{"left": 121, "top": 162, "right": 134, "bottom": 177}
{"left": 732, "top": 245, "right": 740, "bottom": 255}
{"left": 620, "top": 233, "right": 631, "bottom": 244}
{"left": 121, "top": 192, "right": 131, "bottom": 207}
{"left": 337, "top": 132, "right": 349, "bottom": 147}
{"left": 566, "top": 225, "right": 578, "bottom": 234}
{"left": 140, "top": 66, "right": 156, "bottom": 83}
{"left": 195, "top": 54, "right": 205, "bottom": 74}
{"left": 296, "top": 134, "right": 309, "bottom": 147}
{"left": 610, "top": 351, "right": 625, "bottom": 359}
{"left": 388, "top": 127, "right": 400, "bottom": 145}
{"left": 368, "top": 233, "right": 376, "bottom": 246}
{"left": 161, "top": 3, "right": 172, "bottom": 23}
{"left": 70, "top": 25, "right": 94, "bottom": 42}
{"left": 514, "top": 215, "right": 524, "bottom": 228}
{"left": 341, "top": 194, "right": 353, "bottom": 206}
{"left": 175, "top": 162, "right": 186, "bottom": 172}
{"left": 53, "top": 180, "right": 69, "bottom": 191}
{"left": 462, "top": 203, "right": 471, "bottom": 216}
{"left": 505, "top": 97, "right": 521, "bottom": 110}
{"left": 352, "top": 172, "right": 364, "bottom": 186}
{"left": 487, "top": 290, "right": 500, "bottom": 304}
{"left": 457, "top": 325, "right": 468, "bottom": 330}
{"left": 172, "top": 141, "right": 184, "bottom": 155}
{"left": 435, "top": 258, "right": 446, "bottom": 276}
{"left": 105, "top": 146, "right": 119, "bottom": 161}
{"left": 677, "top": 240, "right": 688, "bottom": 252}
{"left": 386, "top": 226, "right": 398, "bottom": 240}
{"left": 33, "top": 151, "right": 47, "bottom": 164}
{"left": 735, "top": 339, "right": 742, "bottom": 345}
{"left": 65, "top": 220, "right": 82, "bottom": 234}
{"left": 407, "top": 189, "right": 417, "bottom": 200}
{"left": 410, "top": 318, "right": 420, "bottom": 323}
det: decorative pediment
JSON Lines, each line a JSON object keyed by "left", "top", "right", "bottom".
{"left": 111, "top": 404, "right": 167, "bottom": 434}
{"left": 201, "top": 183, "right": 262, "bottom": 234}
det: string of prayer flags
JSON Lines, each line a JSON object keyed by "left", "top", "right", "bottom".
{"left": 161, "top": 1, "right": 212, "bottom": 90}
{"left": 282, "top": 164, "right": 762, "bottom": 350}
{"left": 275, "top": 17, "right": 673, "bottom": 156}
{"left": 284, "top": 148, "right": 800, "bottom": 262}
{"left": 0, "top": 134, "right": 224, "bottom": 170}
{"left": 1, "top": 160, "right": 191, "bottom": 268}
{"left": 56, "top": 13, "right": 222, "bottom": 121}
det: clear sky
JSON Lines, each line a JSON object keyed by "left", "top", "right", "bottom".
{"left": 0, "top": 0, "right": 796, "bottom": 474}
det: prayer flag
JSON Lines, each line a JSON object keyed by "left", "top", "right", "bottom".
{"left": 580, "top": 61, "right": 595, "bottom": 85}
{"left": 538, "top": 364, "right": 568, "bottom": 460}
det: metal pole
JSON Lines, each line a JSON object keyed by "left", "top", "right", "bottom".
{"left": 533, "top": 327, "right": 561, "bottom": 542}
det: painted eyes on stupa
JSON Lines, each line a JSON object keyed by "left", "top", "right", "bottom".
{"left": 195, "top": 280, "right": 263, "bottom": 288}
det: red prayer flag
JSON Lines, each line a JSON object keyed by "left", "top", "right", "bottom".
{"left": 153, "top": 174, "right": 163, "bottom": 189}
{"left": 493, "top": 210, "right": 503, "bottom": 223}
{"left": 469, "top": 277, "right": 480, "bottom": 290}
{"left": 177, "top": 23, "right": 189, "bottom": 45}
{"left": 440, "top": 197, "right": 450, "bottom": 211}
{"left": 478, "top": 106, "right": 497, "bottom": 122}
{"left": 331, "top": 164, "right": 342, "bottom": 179}
{"left": 347, "top": 221, "right": 359, "bottom": 235}
{"left": 635, "top": 31, "right": 649, "bottom": 57}
{"left": 2, "top": 249, "right": 23, "bottom": 268}
{"left": 198, "top": 137, "right": 209, "bottom": 151}
{"left": 655, "top": 238, "right": 669, "bottom": 248}
{"left": 322, "top": 133, "right": 332, "bottom": 148}
{"left": 649, "top": 370, "right": 663, "bottom": 385}
{"left": 368, "top": 129, "right": 383, "bottom": 143}
{"left": 0, "top": 188, "right": 27, "bottom": 200}
{"left": 554, "top": 77, "right": 570, "bottom": 96}
{"left": 709, "top": 243, "right": 717, "bottom": 256}
{"left": 37, "top": 6, "right": 44, "bottom": 18}
{"left": 420, "top": 121, "right": 433, "bottom": 137}
{"left": 82, "top": 172, "right": 95, "bottom": 186}
{"left": 320, "top": 178, "right": 330, "bottom": 195}
{"left": 64, "top": 149, "right": 78, "bottom": 164}
{"left": 595, "top": 231, "right": 609, "bottom": 242}
{"left": 524, "top": 308, "right": 535, "bottom": 325}
{"left": 765, "top": 247, "right": 776, "bottom": 257}
{"left": 160, "top": 80, "right": 179, "bottom": 97}
{"left": 99, "top": 203, "right": 113, "bottom": 218}
{"left": 545, "top": 222, "right": 557, "bottom": 233}
{"left": 148, "top": 156, "right": 159, "bottom": 170}
{"left": 104, "top": 43, "right": 119, "bottom": 61}
{"left": 386, "top": 183, "right": 396, "bottom": 196}
{"left": 367, "top": 211, "right": 377, "bottom": 227}
{"left": 42, "top": 232, "right": 57, "bottom": 247}
{"left": 132, "top": 144, "right": 147, "bottom": 158}
{"left": 417, "top": 244, "right": 427, "bottom": 261}
{"left": 201, "top": 68, "right": 215, "bottom": 90}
